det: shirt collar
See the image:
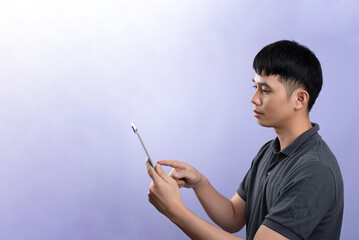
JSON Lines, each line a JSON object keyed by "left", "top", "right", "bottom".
{"left": 272, "top": 123, "right": 320, "bottom": 156}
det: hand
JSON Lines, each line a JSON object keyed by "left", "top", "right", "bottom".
{"left": 146, "top": 159, "right": 185, "bottom": 218}
{"left": 157, "top": 160, "right": 205, "bottom": 190}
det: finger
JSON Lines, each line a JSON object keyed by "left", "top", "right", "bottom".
{"left": 145, "top": 158, "right": 161, "bottom": 183}
{"left": 170, "top": 170, "right": 188, "bottom": 187}
{"left": 172, "top": 169, "right": 186, "bottom": 179}
{"left": 168, "top": 168, "right": 178, "bottom": 178}
{"left": 169, "top": 167, "right": 189, "bottom": 180}
{"left": 157, "top": 160, "right": 186, "bottom": 170}
{"left": 175, "top": 179, "right": 186, "bottom": 188}
{"left": 155, "top": 164, "right": 174, "bottom": 183}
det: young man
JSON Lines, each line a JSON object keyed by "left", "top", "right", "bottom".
{"left": 146, "top": 40, "right": 344, "bottom": 240}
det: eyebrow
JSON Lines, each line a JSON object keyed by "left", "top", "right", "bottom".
{"left": 252, "top": 79, "right": 272, "bottom": 88}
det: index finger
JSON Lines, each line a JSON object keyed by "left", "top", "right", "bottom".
{"left": 157, "top": 160, "right": 186, "bottom": 170}
{"left": 145, "top": 158, "right": 161, "bottom": 182}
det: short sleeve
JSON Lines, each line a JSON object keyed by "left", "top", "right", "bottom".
{"left": 263, "top": 162, "right": 336, "bottom": 240}
{"left": 237, "top": 168, "right": 251, "bottom": 201}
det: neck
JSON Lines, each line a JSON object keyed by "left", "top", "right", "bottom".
{"left": 274, "top": 116, "right": 312, "bottom": 151}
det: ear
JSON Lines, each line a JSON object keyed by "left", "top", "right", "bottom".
{"left": 293, "top": 88, "right": 309, "bottom": 111}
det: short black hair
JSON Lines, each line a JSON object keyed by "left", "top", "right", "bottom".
{"left": 253, "top": 40, "right": 323, "bottom": 112}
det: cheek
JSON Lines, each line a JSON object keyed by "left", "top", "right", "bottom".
{"left": 264, "top": 97, "right": 288, "bottom": 115}
{"left": 262, "top": 98, "right": 275, "bottom": 111}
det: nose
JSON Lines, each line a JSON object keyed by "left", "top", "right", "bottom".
{"left": 250, "top": 90, "right": 261, "bottom": 106}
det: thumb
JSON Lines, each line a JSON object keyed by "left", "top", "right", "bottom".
{"left": 155, "top": 164, "right": 172, "bottom": 183}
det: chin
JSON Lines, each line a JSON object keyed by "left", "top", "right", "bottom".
{"left": 256, "top": 119, "right": 273, "bottom": 128}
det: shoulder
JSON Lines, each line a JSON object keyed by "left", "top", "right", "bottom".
{"left": 294, "top": 138, "right": 344, "bottom": 199}
{"left": 286, "top": 149, "right": 343, "bottom": 203}
{"left": 294, "top": 136, "right": 340, "bottom": 172}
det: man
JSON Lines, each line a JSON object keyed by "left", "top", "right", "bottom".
{"left": 146, "top": 40, "right": 344, "bottom": 240}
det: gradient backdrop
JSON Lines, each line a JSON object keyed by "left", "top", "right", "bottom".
{"left": 0, "top": 0, "right": 358, "bottom": 239}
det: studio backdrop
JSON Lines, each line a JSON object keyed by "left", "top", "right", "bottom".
{"left": 0, "top": 0, "right": 358, "bottom": 239}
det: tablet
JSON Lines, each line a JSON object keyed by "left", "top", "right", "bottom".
{"left": 131, "top": 122, "right": 156, "bottom": 168}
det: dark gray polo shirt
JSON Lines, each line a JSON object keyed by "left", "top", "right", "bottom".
{"left": 237, "top": 124, "right": 344, "bottom": 240}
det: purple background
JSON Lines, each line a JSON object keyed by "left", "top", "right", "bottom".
{"left": 0, "top": 1, "right": 358, "bottom": 239}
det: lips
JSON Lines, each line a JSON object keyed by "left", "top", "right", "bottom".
{"left": 253, "top": 110, "right": 263, "bottom": 117}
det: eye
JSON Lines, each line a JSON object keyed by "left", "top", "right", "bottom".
{"left": 261, "top": 87, "right": 271, "bottom": 93}
{"left": 252, "top": 85, "right": 270, "bottom": 93}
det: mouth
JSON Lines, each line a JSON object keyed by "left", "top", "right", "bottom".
{"left": 253, "top": 110, "right": 263, "bottom": 117}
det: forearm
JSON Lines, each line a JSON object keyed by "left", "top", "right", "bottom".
{"left": 170, "top": 204, "right": 244, "bottom": 240}
{"left": 193, "top": 176, "right": 245, "bottom": 232}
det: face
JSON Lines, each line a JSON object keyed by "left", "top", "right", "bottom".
{"left": 251, "top": 74, "right": 296, "bottom": 128}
